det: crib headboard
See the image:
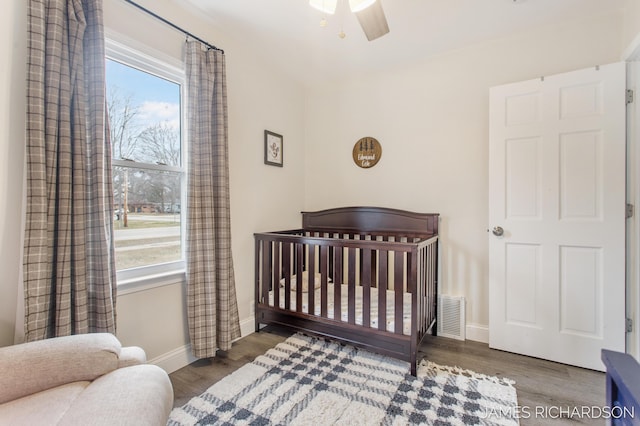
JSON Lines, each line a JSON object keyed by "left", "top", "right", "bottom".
{"left": 301, "top": 206, "right": 438, "bottom": 237}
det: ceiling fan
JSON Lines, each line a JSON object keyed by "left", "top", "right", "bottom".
{"left": 309, "top": 0, "right": 390, "bottom": 41}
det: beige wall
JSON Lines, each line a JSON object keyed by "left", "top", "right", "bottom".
{"left": 303, "top": 10, "right": 625, "bottom": 338}
{"left": 623, "top": 0, "right": 640, "bottom": 54}
{"left": 0, "top": 0, "right": 26, "bottom": 347}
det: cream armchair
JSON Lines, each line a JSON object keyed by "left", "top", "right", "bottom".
{"left": 0, "top": 333, "right": 173, "bottom": 425}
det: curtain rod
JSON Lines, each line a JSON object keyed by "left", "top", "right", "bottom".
{"left": 123, "top": 0, "right": 224, "bottom": 54}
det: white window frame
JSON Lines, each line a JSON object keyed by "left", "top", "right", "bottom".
{"left": 105, "top": 34, "right": 187, "bottom": 287}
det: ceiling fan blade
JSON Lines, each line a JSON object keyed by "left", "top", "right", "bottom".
{"left": 354, "top": 1, "right": 389, "bottom": 41}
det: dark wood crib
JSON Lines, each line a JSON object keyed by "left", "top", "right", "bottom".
{"left": 254, "top": 206, "right": 439, "bottom": 375}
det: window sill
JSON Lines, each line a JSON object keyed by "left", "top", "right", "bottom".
{"left": 117, "top": 269, "right": 186, "bottom": 295}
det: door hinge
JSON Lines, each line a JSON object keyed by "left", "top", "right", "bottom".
{"left": 627, "top": 203, "right": 634, "bottom": 219}
{"left": 627, "top": 318, "right": 634, "bottom": 333}
{"left": 627, "top": 89, "right": 634, "bottom": 104}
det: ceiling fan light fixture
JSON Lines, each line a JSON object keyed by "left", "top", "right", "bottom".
{"left": 309, "top": 0, "right": 337, "bottom": 14}
{"left": 348, "top": 0, "right": 376, "bottom": 13}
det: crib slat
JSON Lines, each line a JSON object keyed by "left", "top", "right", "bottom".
{"left": 394, "top": 251, "right": 404, "bottom": 334}
{"left": 320, "top": 245, "right": 328, "bottom": 317}
{"left": 334, "top": 244, "right": 343, "bottom": 321}
{"left": 420, "top": 245, "right": 427, "bottom": 335}
{"left": 328, "top": 243, "right": 334, "bottom": 283}
{"left": 370, "top": 244, "right": 378, "bottom": 289}
{"left": 273, "top": 242, "right": 280, "bottom": 309}
{"left": 378, "top": 249, "right": 388, "bottom": 332}
{"left": 362, "top": 248, "right": 371, "bottom": 328}
{"left": 348, "top": 246, "right": 356, "bottom": 325}
{"left": 296, "top": 243, "right": 304, "bottom": 312}
{"left": 283, "top": 242, "right": 291, "bottom": 310}
{"left": 308, "top": 244, "right": 316, "bottom": 316}
{"left": 408, "top": 249, "right": 417, "bottom": 338}
{"left": 430, "top": 239, "right": 438, "bottom": 331}
{"left": 262, "top": 241, "right": 271, "bottom": 308}
{"left": 425, "top": 244, "right": 431, "bottom": 333}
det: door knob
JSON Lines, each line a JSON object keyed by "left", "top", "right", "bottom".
{"left": 492, "top": 226, "right": 504, "bottom": 237}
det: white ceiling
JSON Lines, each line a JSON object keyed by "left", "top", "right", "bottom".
{"left": 182, "top": 0, "right": 626, "bottom": 85}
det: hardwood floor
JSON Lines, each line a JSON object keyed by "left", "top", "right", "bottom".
{"left": 169, "top": 327, "right": 605, "bottom": 425}
{"left": 418, "top": 335, "right": 605, "bottom": 425}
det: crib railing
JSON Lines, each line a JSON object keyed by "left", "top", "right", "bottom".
{"left": 254, "top": 231, "right": 438, "bottom": 337}
{"left": 415, "top": 235, "right": 439, "bottom": 341}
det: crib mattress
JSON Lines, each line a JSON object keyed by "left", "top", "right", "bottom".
{"left": 268, "top": 283, "right": 412, "bottom": 335}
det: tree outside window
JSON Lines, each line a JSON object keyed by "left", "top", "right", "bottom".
{"left": 106, "top": 57, "right": 183, "bottom": 272}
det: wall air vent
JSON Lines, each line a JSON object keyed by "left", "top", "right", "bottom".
{"left": 437, "top": 295, "right": 466, "bottom": 341}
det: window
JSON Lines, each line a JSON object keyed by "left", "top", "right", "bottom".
{"left": 106, "top": 39, "right": 185, "bottom": 281}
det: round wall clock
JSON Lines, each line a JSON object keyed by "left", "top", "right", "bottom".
{"left": 352, "top": 137, "right": 382, "bottom": 169}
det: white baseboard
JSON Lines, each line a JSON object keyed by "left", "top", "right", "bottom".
{"left": 243, "top": 315, "right": 488, "bottom": 344}
{"left": 149, "top": 344, "right": 197, "bottom": 374}
{"left": 240, "top": 315, "right": 256, "bottom": 338}
{"left": 151, "top": 316, "right": 256, "bottom": 374}
{"left": 465, "top": 323, "right": 489, "bottom": 344}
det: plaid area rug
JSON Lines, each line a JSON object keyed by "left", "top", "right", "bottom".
{"left": 168, "top": 334, "right": 519, "bottom": 426}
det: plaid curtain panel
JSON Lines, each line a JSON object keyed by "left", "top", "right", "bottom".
{"left": 24, "top": 0, "right": 116, "bottom": 341}
{"left": 185, "top": 41, "right": 241, "bottom": 357}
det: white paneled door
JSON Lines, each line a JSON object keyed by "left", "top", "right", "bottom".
{"left": 489, "top": 62, "right": 626, "bottom": 371}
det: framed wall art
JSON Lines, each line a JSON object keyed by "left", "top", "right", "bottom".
{"left": 264, "top": 130, "right": 283, "bottom": 167}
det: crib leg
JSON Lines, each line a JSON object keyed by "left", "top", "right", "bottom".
{"left": 409, "top": 347, "right": 418, "bottom": 376}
